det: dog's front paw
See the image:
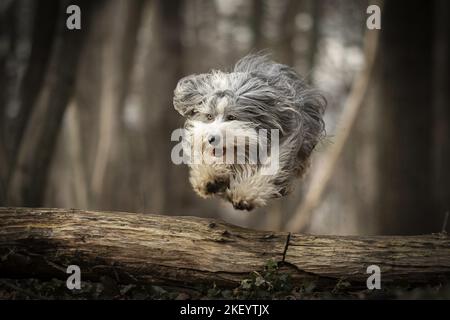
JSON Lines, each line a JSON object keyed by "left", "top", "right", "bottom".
{"left": 192, "top": 179, "right": 228, "bottom": 198}
{"left": 191, "top": 175, "right": 229, "bottom": 198}
{"left": 189, "top": 165, "right": 231, "bottom": 198}
{"left": 232, "top": 199, "right": 255, "bottom": 211}
{"left": 226, "top": 190, "right": 265, "bottom": 211}
{"left": 205, "top": 178, "right": 229, "bottom": 195}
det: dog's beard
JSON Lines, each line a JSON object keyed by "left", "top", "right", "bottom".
{"left": 183, "top": 119, "right": 265, "bottom": 166}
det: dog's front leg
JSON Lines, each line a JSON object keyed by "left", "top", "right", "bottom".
{"left": 189, "top": 164, "right": 231, "bottom": 198}
{"left": 225, "top": 166, "right": 281, "bottom": 211}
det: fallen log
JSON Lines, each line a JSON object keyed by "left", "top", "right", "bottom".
{"left": 0, "top": 207, "right": 449, "bottom": 292}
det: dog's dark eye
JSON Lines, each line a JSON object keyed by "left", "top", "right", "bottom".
{"left": 206, "top": 114, "right": 213, "bottom": 120}
{"left": 188, "top": 110, "right": 198, "bottom": 117}
{"left": 226, "top": 115, "right": 236, "bottom": 121}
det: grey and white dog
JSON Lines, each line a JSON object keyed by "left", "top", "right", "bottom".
{"left": 173, "top": 54, "right": 325, "bottom": 211}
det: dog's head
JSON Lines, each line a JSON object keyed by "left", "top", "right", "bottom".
{"left": 173, "top": 54, "right": 325, "bottom": 166}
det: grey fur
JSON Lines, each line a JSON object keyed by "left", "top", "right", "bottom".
{"left": 173, "top": 54, "right": 326, "bottom": 210}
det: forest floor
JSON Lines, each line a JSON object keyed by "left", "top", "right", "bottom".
{"left": 1, "top": 278, "right": 450, "bottom": 300}
{"left": 2, "top": 260, "right": 450, "bottom": 300}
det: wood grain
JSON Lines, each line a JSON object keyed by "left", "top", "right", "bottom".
{"left": 0, "top": 207, "right": 449, "bottom": 290}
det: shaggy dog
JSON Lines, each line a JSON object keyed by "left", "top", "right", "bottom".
{"left": 173, "top": 54, "right": 325, "bottom": 210}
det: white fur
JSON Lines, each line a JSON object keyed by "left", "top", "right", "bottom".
{"left": 173, "top": 54, "right": 325, "bottom": 211}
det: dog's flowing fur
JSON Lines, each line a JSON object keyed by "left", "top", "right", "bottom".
{"left": 173, "top": 54, "right": 325, "bottom": 210}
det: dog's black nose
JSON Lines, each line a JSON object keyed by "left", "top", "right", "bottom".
{"left": 208, "top": 134, "right": 220, "bottom": 145}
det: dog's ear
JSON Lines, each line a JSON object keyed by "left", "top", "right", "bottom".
{"left": 173, "top": 74, "right": 209, "bottom": 117}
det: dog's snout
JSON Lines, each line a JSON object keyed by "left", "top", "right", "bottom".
{"left": 207, "top": 134, "right": 220, "bottom": 145}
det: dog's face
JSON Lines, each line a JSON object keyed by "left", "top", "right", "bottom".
{"left": 174, "top": 71, "right": 274, "bottom": 165}
{"left": 173, "top": 54, "right": 326, "bottom": 170}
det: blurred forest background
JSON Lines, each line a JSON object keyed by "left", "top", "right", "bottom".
{"left": 0, "top": 0, "right": 448, "bottom": 235}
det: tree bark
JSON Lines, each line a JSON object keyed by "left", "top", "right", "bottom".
{"left": 0, "top": 207, "right": 449, "bottom": 290}
{"left": 373, "top": 0, "right": 438, "bottom": 234}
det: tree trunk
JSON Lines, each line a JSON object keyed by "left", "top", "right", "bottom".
{"left": 432, "top": 0, "right": 450, "bottom": 223}
{"left": 373, "top": 0, "right": 438, "bottom": 234}
{"left": 6, "top": 0, "right": 94, "bottom": 207}
{"left": 0, "top": 207, "right": 449, "bottom": 290}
